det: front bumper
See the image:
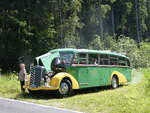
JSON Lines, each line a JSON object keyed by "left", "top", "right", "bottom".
{"left": 26, "top": 86, "right": 58, "bottom": 91}
{"left": 23, "top": 78, "right": 59, "bottom": 91}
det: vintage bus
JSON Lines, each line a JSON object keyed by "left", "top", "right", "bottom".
{"left": 24, "top": 48, "right": 131, "bottom": 96}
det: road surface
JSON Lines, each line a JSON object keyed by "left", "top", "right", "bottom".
{"left": 0, "top": 98, "right": 83, "bottom": 113}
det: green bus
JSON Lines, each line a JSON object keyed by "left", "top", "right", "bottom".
{"left": 25, "top": 48, "right": 131, "bottom": 96}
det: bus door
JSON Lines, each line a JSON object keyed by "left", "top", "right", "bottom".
{"left": 87, "top": 54, "right": 100, "bottom": 86}
{"left": 78, "top": 67, "right": 89, "bottom": 88}
{"left": 77, "top": 53, "right": 90, "bottom": 88}
{"left": 98, "top": 54, "right": 112, "bottom": 86}
{"left": 88, "top": 54, "right": 110, "bottom": 86}
{"left": 88, "top": 67, "right": 100, "bottom": 86}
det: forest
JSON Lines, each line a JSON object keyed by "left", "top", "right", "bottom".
{"left": 0, "top": 0, "right": 150, "bottom": 72}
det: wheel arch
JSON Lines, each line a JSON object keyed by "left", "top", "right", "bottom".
{"left": 110, "top": 71, "right": 127, "bottom": 85}
{"left": 112, "top": 74, "right": 119, "bottom": 81}
{"left": 61, "top": 77, "right": 72, "bottom": 85}
{"left": 50, "top": 72, "right": 79, "bottom": 89}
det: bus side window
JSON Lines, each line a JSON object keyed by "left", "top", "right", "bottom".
{"left": 100, "top": 54, "right": 109, "bottom": 65}
{"left": 127, "top": 59, "right": 130, "bottom": 66}
{"left": 88, "top": 54, "right": 98, "bottom": 64}
{"left": 118, "top": 57, "right": 126, "bottom": 66}
{"left": 110, "top": 55, "right": 118, "bottom": 65}
{"left": 72, "top": 55, "right": 78, "bottom": 64}
{"left": 79, "top": 53, "right": 87, "bottom": 64}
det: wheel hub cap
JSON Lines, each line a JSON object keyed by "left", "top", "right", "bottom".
{"left": 59, "top": 82, "right": 69, "bottom": 95}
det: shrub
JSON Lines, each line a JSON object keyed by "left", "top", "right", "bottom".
{"left": 142, "top": 69, "right": 150, "bottom": 96}
{"left": 88, "top": 35, "right": 104, "bottom": 50}
{"left": 138, "top": 42, "right": 150, "bottom": 68}
{"left": 88, "top": 35, "right": 150, "bottom": 69}
{"left": 111, "top": 36, "right": 139, "bottom": 68}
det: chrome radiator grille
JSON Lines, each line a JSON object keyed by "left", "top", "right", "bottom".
{"left": 30, "top": 65, "right": 46, "bottom": 88}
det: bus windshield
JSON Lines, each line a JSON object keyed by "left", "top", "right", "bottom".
{"left": 59, "top": 52, "right": 74, "bottom": 65}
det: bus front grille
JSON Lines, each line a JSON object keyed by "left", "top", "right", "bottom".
{"left": 30, "top": 65, "right": 46, "bottom": 88}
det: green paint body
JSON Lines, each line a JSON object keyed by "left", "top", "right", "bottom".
{"left": 66, "top": 66, "right": 131, "bottom": 88}
{"left": 35, "top": 48, "right": 132, "bottom": 89}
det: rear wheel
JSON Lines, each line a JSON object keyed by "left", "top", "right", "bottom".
{"left": 111, "top": 76, "right": 119, "bottom": 89}
{"left": 58, "top": 79, "right": 72, "bottom": 97}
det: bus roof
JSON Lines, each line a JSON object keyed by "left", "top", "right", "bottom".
{"left": 49, "top": 48, "right": 129, "bottom": 59}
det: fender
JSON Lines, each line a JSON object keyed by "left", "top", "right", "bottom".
{"left": 110, "top": 71, "right": 127, "bottom": 85}
{"left": 50, "top": 72, "right": 79, "bottom": 89}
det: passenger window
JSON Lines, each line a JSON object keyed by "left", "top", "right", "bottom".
{"left": 72, "top": 55, "right": 78, "bottom": 64}
{"left": 118, "top": 57, "right": 126, "bottom": 66}
{"left": 127, "top": 59, "right": 130, "bottom": 66}
{"left": 79, "top": 53, "right": 87, "bottom": 64}
{"left": 88, "top": 54, "right": 98, "bottom": 64}
{"left": 100, "top": 54, "right": 109, "bottom": 65}
{"left": 110, "top": 55, "right": 118, "bottom": 65}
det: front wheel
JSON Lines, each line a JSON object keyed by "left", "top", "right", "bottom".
{"left": 58, "top": 79, "right": 72, "bottom": 97}
{"left": 111, "top": 76, "right": 119, "bottom": 89}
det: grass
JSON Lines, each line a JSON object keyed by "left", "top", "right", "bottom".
{"left": 0, "top": 70, "right": 150, "bottom": 113}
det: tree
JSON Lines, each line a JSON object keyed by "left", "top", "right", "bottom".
{"left": 0, "top": 0, "right": 150, "bottom": 72}
{"left": 0, "top": 0, "right": 58, "bottom": 72}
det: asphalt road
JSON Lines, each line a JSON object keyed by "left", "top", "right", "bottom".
{"left": 0, "top": 98, "right": 83, "bottom": 113}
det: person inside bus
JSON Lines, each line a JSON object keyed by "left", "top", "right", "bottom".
{"left": 18, "top": 63, "right": 27, "bottom": 92}
{"left": 94, "top": 59, "right": 98, "bottom": 65}
{"left": 72, "top": 57, "right": 78, "bottom": 64}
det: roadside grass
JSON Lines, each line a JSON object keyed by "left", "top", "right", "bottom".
{"left": 0, "top": 69, "right": 150, "bottom": 113}
{"left": 141, "top": 69, "right": 150, "bottom": 96}
{"left": 0, "top": 73, "right": 20, "bottom": 98}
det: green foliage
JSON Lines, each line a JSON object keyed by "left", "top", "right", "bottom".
{"left": 0, "top": 0, "right": 58, "bottom": 72}
{"left": 0, "top": 0, "right": 150, "bottom": 72}
{"left": 138, "top": 42, "right": 150, "bottom": 68}
{"left": 142, "top": 68, "right": 150, "bottom": 96}
{"left": 139, "top": 0, "right": 148, "bottom": 33}
{"left": 88, "top": 35, "right": 104, "bottom": 50}
{"left": 111, "top": 36, "right": 139, "bottom": 68}
{"left": 0, "top": 73, "right": 20, "bottom": 96}
{"left": 100, "top": 4, "right": 111, "bottom": 18}
{"left": 87, "top": 35, "right": 150, "bottom": 69}
{"left": 104, "top": 35, "right": 117, "bottom": 50}
{"left": 112, "top": 37, "right": 150, "bottom": 68}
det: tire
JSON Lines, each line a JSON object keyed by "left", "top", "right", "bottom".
{"left": 58, "top": 79, "right": 72, "bottom": 97}
{"left": 111, "top": 76, "right": 119, "bottom": 89}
